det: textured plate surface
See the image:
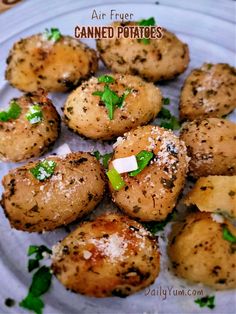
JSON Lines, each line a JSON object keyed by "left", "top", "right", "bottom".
{"left": 0, "top": 0, "right": 235, "bottom": 313}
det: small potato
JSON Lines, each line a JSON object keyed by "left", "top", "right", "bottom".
{"left": 179, "top": 63, "right": 236, "bottom": 121}
{"left": 1, "top": 152, "right": 106, "bottom": 232}
{"left": 64, "top": 74, "right": 162, "bottom": 140}
{"left": 52, "top": 212, "right": 160, "bottom": 297}
{"left": 0, "top": 90, "right": 60, "bottom": 162}
{"left": 168, "top": 212, "right": 236, "bottom": 290}
{"left": 97, "top": 23, "right": 189, "bottom": 82}
{"left": 5, "top": 34, "right": 98, "bottom": 92}
{"left": 184, "top": 176, "right": 236, "bottom": 219}
{"left": 180, "top": 118, "right": 236, "bottom": 178}
{"left": 108, "top": 125, "right": 189, "bottom": 221}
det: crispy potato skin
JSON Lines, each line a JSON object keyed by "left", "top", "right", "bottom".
{"left": 52, "top": 213, "right": 160, "bottom": 297}
{"left": 0, "top": 90, "right": 60, "bottom": 162}
{"left": 1, "top": 153, "right": 106, "bottom": 232}
{"left": 63, "top": 74, "right": 162, "bottom": 140}
{"left": 180, "top": 118, "right": 236, "bottom": 178}
{"left": 108, "top": 126, "right": 189, "bottom": 221}
{"left": 179, "top": 63, "right": 236, "bottom": 121}
{"left": 168, "top": 212, "right": 236, "bottom": 290}
{"left": 5, "top": 34, "right": 98, "bottom": 92}
{"left": 97, "top": 23, "right": 189, "bottom": 82}
{"left": 184, "top": 176, "right": 236, "bottom": 219}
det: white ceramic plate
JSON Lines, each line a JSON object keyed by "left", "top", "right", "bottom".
{"left": 0, "top": 0, "right": 235, "bottom": 313}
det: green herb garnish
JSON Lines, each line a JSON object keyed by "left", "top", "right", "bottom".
{"left": 28, "top": 245, "right": 52, "bottom": 272}
{"left": 107, "top": 168, "right": 125, "bottom": 190}
{"left": 93, "top": 84, "right": 131, "bottom": 120}
{"left": 158, "top": 100, "right": 180, "bottom": 130}
{"left": 30, "top": 160, "right": 56, "bottom": 181}
{"left": 222, "top": 226, "right": 236, "bottom": 243}
{"left": 44, "top": 28, "right": 62, "bottom": 42}
{"left": 0, "top": 100, "right": 21, "bottom": 122}
{"left": 138, "top": 17, "right": 156, "bottom": 44}
{"left": 195, "top": 295, "right": 215, "bottom": 309}
{"left": 143, "top": 210, "right": 176, "bottom": 234}
{"left": 94, "top": 151, "right": 112, "bottom": 168}
{"left": 129, "top": 150, "right": 153, "bottom": 177}
{"left": 98, "top": 75, "right": 115, "bottom": 84}
{"left": 26, "top": 105, "right": 43, "bottom": 124}
{"left": 20, "top": 266, "right": 52, "bottom": 314}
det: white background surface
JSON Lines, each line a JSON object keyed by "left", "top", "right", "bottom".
{"left": 0, "top": 0, "right": 235, "bottom": 313}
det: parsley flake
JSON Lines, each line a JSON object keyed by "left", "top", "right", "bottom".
{"left": 30, "top": 160, "right": 56, "bottom": 181}
{"left": 129, "top": 150, "right": 153, "bottom": 177}
{"left": 0, "top": 100, "right": 21, "bottom": 122}
{"left": 158, "top": 100, "right": 180, "bottom": 130}
{"left": 44, "top": 28, "right": 62, "bottom": 42}
{"left": 27, "top": 245, "right": 52, "bottom": 272}
{"left": 26, "top": 105, "right": 43, "bottom": 124}
{"left": 222, "top": 226, "right": 236, "bottom": 243}
{"left": 138, "top": 17, "right": 156, "bottom": 44}
{"left": 143, "top": 210, "right": 176, "bottom": 234}
{"left": 98, "top": 75, "right": 115, "bottom": 84}
{"left": 93, "top": 151, "right": 112, "bottom": 168}
{"left": 195, "top": 295, "right": 215, "bottom": 309}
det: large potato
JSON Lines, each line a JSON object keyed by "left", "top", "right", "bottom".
{"left": 97, "top": 22, "right": 189, "bottom": 82}
{"left": 5, "top": 33, "right": 98, "bottom": 92}
{"left": 179, "top": 63, "right": 236, "bottom": 121}
{"left": 1, "top": 152, "right": 106, "bottom": 232}
{"left": 168, "top": 212, "right": 236, "bottom": 290}
{"left": 108, "top": 125, "right": 189, "bottom": 221}
{"left": 180, "top": 118, "right": 236, "bottom": 178}
{"left": 52, "top": 212, "right": 160, "bottom": 297}
{"left": 0, "top": 90, "right": 60, "bottom": 162}
{"left": 64, "top": 74, "right": 162, "bottom": 140}
{"left": 184, "top": 176, "right": 236, "bottom": 219}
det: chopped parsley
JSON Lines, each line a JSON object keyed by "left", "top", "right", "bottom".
{"left": 158, "top": 100, "right": 180, "bottom": 130}
{"left": 0, "top": 100, "right": 21, "bottom": 122}
{"left": 222, "top": 226, "right": 236, "bottom": 243}
{"left": 143, "top": 210, "right": 176, "bottom": 234}
{"left": 195, "top": 295, "right": 215, "bottom": 309}
{"left": 44, "top": 28, "right": 62, "bottom": 42}
{"left": 93, "top": 80, "right": 131, "bottom": 120}
{"left": 98, "top": 75, "right": 115, "bottom": 84}
{"left": 20, "top": 266, "right": 52, "bottom": 314}
{"left": 129, "top": 150, "right": 153, "bottom": 176}
{"left": 30, "top": 160, "right": 56, "bottom": 181}
{"left": 106, "top": 168, "right": 125, "bottom": 190}
{"left": 28, "top": 245, "right": 52, "bottom": 272}
{"left": 138, "top": 17, "right": 156, "bottom": 44}
{"left": 93, "top": 150, "right": 112, "bottom": 168}
{"left": 26, "top": 105, "right": 43, "bottom": 124}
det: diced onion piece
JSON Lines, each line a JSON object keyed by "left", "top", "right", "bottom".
{"left": 106, "top": 168, "right": 125, "bottom": 190}
{"left": 211, "top": 213, "right": 224, "bottom": 224}
{"left": 54, "top": 143, "right": 71, "bottom": 156}
{"left": 112, "top": 155, "right": 138, "bottom": 174}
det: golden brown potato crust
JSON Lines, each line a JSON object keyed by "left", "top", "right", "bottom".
{"left": 108, "top": 125, "right": 189, "bottom": 221}
{"left": 180, "top": 118, "right": 236, "bottom": 178}
{"left": 5, "top": 34, "right": 98, "bottom": 92}
{"left": 0, "top": 90, "right": 60, "bottom": 162}
{"left": 184, "top": 176, "right": 236, "bottom": 219}
{"left": 179, "top": 63, "right": 236, "bottom": 121}
{"left": 168, "top": 212, "right": 236, "bottom": 290}
{"left": 97, "top": 23, "right": 189, "bottom": 82}
{"left": 52, "top": 213, "right": 160, "bottom": 297}
{"left": 1, "top": 152, "right": 106, "bottom": 232}
{"left": 63, "top": 74, "right": 162, "bottom": 140}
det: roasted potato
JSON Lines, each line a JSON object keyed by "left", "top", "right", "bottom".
{"left": 0, "top": 90, "right": 60, "bottom": 162}
{"left": 52, "top": 212, "right": 160, "bottom": 297}
{"left": 179, "top": 63, "right": 236, "bottom": 121}
{"left": 108, "top": 125, "right": 189, "bottom": 221}
{"left": 168, "top": 212, "right": 236, "bottom": 290}
{"left": 97, "top": 22, "right": 189, "bottom": 82}
{"left": 64, "top": 74, "right": 162, "bottom": 140}
{"left": 180, "top": 118, "right": 236, "bottom": 178}
{"left": 1, "top": 152, "right": 106, "bottom": 232}
{"left": 5, "top": 33, "right": 98, "bottom": 92}
{"left": 184, "top": 176, "right": 236, "bottom": 219}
